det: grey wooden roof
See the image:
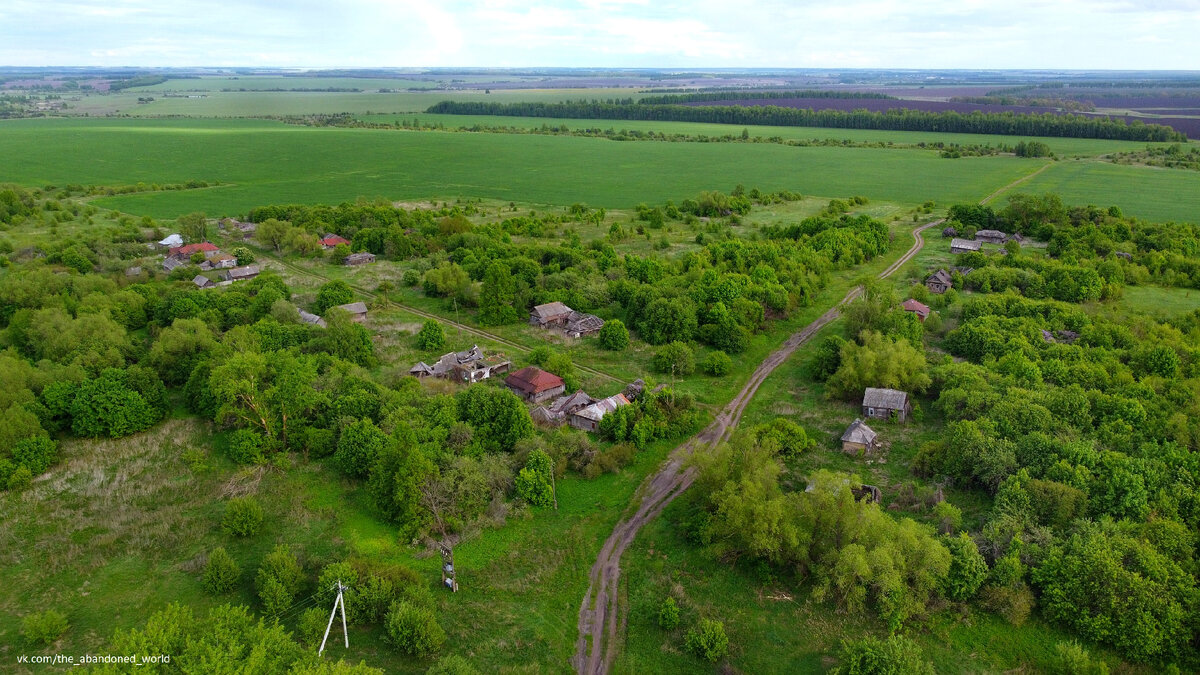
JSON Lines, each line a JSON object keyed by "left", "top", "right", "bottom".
{"left": 863, "top": 387, "right": 908, "bottom": 409}
{"left": 566, "top": 311, "right": 604, "bottom": 332}
{"left": 927, "top": 269, "right": 952, "bottom": 285}
{"left": 334, "top": 301, "right": 368, "bottom": 315}
{"left": 950, "top": 238, "right": 982, "bottom": 251}
{"left": 572, "top": 393, "right": 630, "bottom": 423}
{"left": 531, "top": 301, "right": 572, "bottom": 319}
{"left": 298, "top": 308, "right": 327, "bottom": 327}
{"left": 841, "top": 418, "right": 877, "bottom": 444}
{"left": 976, "top": 229, "right": 1008, "bottom": 239}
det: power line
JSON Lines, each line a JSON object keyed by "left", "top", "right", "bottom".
{"left": 318, "top": 580, "right": 350, "bottom": 656}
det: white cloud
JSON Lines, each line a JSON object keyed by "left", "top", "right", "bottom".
{"left": 0, "top": 0, "right": 1197, "bottom": 68}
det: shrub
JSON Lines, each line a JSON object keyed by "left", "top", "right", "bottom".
{"left": 401, "top": 269, "right": 420, "bottom": 286}
{"left": 11, "top": 436, "right": 57, "bottom": 475}
{"left": 598, "top": 319, "right": 630, "bottom": 351}
{"left": 231, "top": 246, "right": 255, "bottom": 265}
{"left": 684, "top": 618, "right": 729, "bottom": 663}
{"left": 384, "top": 601, "right": 446, "bottom": 657}
{"left": 226, "top": 428, "right": 265, "bottom": 464}
{"left": 21, "top": 609, "right": 68, "bottom": 646}
{"left": 334, "top": 418, "right": 389, "bottom": 478}
{"left": 943, "top": 533, "right": 988, "bottom": 601}
{"left": 7, "top": 464, "right": 33, "bottom": 490}
{"left": 202, "top": 547, "right": 240, "bottom": 594}
{"left": 1052, "top": 640, "right": 1110, "bottom": 675}
{"left": 700, "top": 350, "right": 732, "bottom": 376}
{"left": 297, "top": 607, "right": 328, "bottom": 648}
{"left": 658, "top": 596, "right": 680, "bottom": 630}
{"left": 652, "top": 341, "right": 694, "bottom": 376}
{"left": 222, "top": 496, "right": 264, "bottom": 537}
{"left": 318, "top": 562, "right": 361, "bottom": 624}
{"left": 832, "top": 635, "right": 934, "bottom": 675}
{"left": 259, "top": 576, "right": 292, "bottom": 616}
{"left": 515, "top": 449, "right": 554, "bottom": 507}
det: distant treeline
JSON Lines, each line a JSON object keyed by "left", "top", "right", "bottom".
{"left": 108, "top": 76, "right": 170, "bottom": 91}
{"left": 426, "top": 100, "right": 1187, "bottom": 142}
{"left": 638, "top": 90, "right": 895, "bottom": 104}
{"left": 949, "top": 95, "right": 1094, "bottom": 112}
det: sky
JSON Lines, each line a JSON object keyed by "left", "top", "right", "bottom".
{"left": 1, "top": 0, "right": 1198, "bottom": 70}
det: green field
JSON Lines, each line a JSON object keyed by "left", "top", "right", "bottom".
{"left": 0, "top": 118, "right": 1038, "bottom": 218}
{"left": 1020, "top": 159, "right": 1200, "bottom": 223}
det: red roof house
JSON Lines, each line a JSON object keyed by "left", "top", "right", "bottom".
{"left": 321, "top": 234, "right": 351, "bottom": 249}
{"left": 901, "top": 299, "right": 932, "bottom": 322}
{"left": 168, "top": 242, "right": 219, "bottom": 258}
{"left": 504, "top": 366, "right": 566, "bottom": 403}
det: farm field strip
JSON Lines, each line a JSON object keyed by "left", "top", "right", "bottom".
{"left": 9, "top": 118, "right": 1196, "bottom": 224}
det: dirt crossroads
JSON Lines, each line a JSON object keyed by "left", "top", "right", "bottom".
{"left": 572, "top": 219, "right": 942, "bottom": 674}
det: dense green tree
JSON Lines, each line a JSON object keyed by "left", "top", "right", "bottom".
{"left": 832, "top": 635, "right": 934, "bottom": 675}
{"left": 684, "top": 618, "right": 729, "bottom": 663}
{"left": 415, "top": 320, "right": 446, "bottom": 351}
{"left": 203, "top": 548, "right": 241, "bottom": 594}
{"left": 598, "top": 319, "right": 630, "bottom": 351}
{"left": 384, "top": 601, "right": 445, "bottom": 658}
{"left": 314, "top": 280, "right": 354, "bottom": 314}
{"left": 826, "top": 331, "right": 931, "bottom": 401}
{"left": 336, "top": 418, "right": 390, "bottom": 478}
{"left": 478, "top": 261, "right": 520, "bottom": 326}
{"left": 368, "top": 435, "right": 435, "bottom": 538}
{"left": 652, "top": 341, "right": 695, "bottom": 376}
{"left": 222, "top": 496, "right": 264, "bottom": 537}
{"left": 640, "top": 297, "right": 697, "bottom": 345}
{"left": 701, "top": 350, "right": 732, "bottom": 376}
{"left": 516, "top": 449, "right": 554, "bottom": 507}
{"left": 943, "top": 533, "right": 988, "bottom": 601}
{"left": 454, "top": 386, "right": 533, "bottom": 453}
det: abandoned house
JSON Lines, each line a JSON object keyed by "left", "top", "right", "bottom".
{"left": 926, "top": 269, "right": 953, "bottom": 294}
{"left": 862, "top": 387, "right": 912, "bottom": 422}
{"left": 840, "top": 418, "right": 879, "bottom": 455}
{"left": 505, "top": 366, "right": 566, "bottom": 403}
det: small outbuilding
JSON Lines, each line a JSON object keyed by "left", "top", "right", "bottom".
{"left": 862, "top": 387, "right": 912, "bottom": 423}
{"left": 564, "top": 311, "right": 604, "bottom": 338}
{"left": 950, "top": 238, "right": 983, "bottom": 255}
{"left": 841, "top": 418, "right": 878, "bottom": 455}
{"left": 505, "top": 366, "right": 566, "bottom": 403}
{"left": 343, "top": 252, "right": 376, "bottom": 266}
{"left": 298, "top": 308, "right": 327, "bottom": 328}
{"left": 926, "top": 269, "right": 953, "bottom": 294}
{"left": 569, "top": 393, "right": 631, "bottom": 432}
{"left": 901, "top": 299, "right": 931, "bottom": 322}
{"left": 332, "top": 301, "right": 369, "bottom": 323}
{"left": 158, "top": 233, "right": 184, "bottom": 248}
{"left": 192, "top": 275, "right": 214, "bottom": 289}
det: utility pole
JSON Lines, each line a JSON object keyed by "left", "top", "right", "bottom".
{"left": 318, "top": 580, "right": 349, "bottom": 656}
{"left": 551, "top": 469, "right": 558, "bottom": 511}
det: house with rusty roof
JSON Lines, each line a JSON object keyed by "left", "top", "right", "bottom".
{"left": 862, "top": 387, "right": 912, "bottom": 422}
{"left": 505, "top": 366, "right": 566, "bottom": 403}
{"left": 570, "top": 393, "right": 631, "bottom": 432}
{"left": 168, "top": 242, "right": 220, "bottom": 259}
{"left": 901, "top": 299, "right": 931, "bottom": 322}
{"left": 321, "top": 234, "right": 351, "bottom": 249}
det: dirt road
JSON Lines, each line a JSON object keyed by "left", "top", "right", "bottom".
{"left": 572, "top": 219, "right": 941, "bottom": 675}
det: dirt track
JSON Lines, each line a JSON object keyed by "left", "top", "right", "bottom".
{"left": 572, "top": 219, "right": 941, "bottom": 674}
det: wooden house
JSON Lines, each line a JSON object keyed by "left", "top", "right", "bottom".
{"left": 901, "top": 299, "right": 931, "bottom": 322}
{"left": 223, "top": 265, "right": 260, "bottom": 282}
{"left": 862, "top": 387, "right": 912, "bottom": 422}
{"left": 505, "top": 366, "right": 566, "bottom": 403}
{"left": 192, "top": 275, "right": 214, "bottom": 289}
{"left": 975, "top": 229, "right": 1008, "bottom": 244}
{"left": 950, "top": 238, "right": 982, "bottom": 255}
{"left": 840, "top": 418, "right": 878, "bottom": 454}
{"left": 321, "top": 234, "right": 351, "bottom": 249}
{"left": 926, "top": 269, "right": 953, "bottom": 294}
{"left": 529, "top": 302, "right": 573, "bottom": 327}
{"left": 564, "top": 311, "right": 604, "bottom": 338}
{"left": 298, "top": 308, "right": 327, "bottom": 328}
{"left": 332, "top": 301, "right": 369, "bottom": 323}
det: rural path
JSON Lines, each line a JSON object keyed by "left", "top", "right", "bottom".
{"left": 263, "top": 253, "right": 620, "bottom": 383}
{"left": 980, "top": 161, "right": 1054, "bottom": 205}
{"left": 572, "top": 219, "right": 942, "bottom": 675}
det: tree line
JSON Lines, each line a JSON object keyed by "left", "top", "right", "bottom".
{"left": 426, "top": 100, "right": 1187, "bottom": 142}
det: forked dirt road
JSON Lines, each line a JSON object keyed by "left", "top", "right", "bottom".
{"left": 572, "top": 219, "right": 942, "bottom": 674}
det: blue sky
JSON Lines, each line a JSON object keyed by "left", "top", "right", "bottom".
{"left": 1, "top": 0, "right": 1198, "bottom": 69}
